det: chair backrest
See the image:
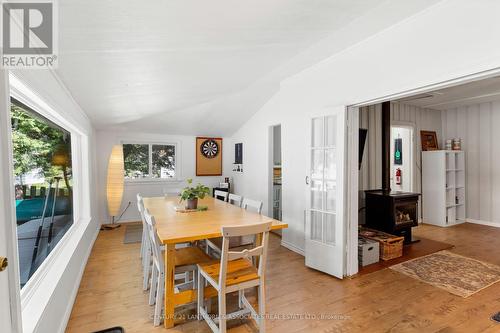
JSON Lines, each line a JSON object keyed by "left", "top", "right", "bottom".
{"left": 228, "top": 193, "right": 243, "bottom": 207}
{"left": 242, "top": 198, "right": 263, "bottom": 214}
{"left": 136, "top": 193, "right": 144, "bottom": 216}
{"left": 219, "top": 222, "right": 272, "bottom": 287}
{"left": 143, "top": 209, "right": 164, "bottom": 269}
{"left": 214, "top": 190, "right": 228, "bottom": 202}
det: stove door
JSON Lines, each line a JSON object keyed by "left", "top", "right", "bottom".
{"left": 305, "top": 107, "right": 345, "bottom": 279}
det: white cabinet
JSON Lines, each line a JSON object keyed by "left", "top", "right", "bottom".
{"left": 422, "top": 151, "right": 466, "bottom": 227}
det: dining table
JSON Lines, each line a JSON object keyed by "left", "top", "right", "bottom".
{"left": 143, "top": 195, "right": 288, "bottom": 328}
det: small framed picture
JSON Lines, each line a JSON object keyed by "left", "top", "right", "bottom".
{"left": 420, "top": 131, "right": 439, "bottom": 151}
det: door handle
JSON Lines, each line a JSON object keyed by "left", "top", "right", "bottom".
{"left": 0, "top": 257, "right": 7, "bottom": 272}
{"left": 305, "top": 176, "right": 310, "bottom": 185}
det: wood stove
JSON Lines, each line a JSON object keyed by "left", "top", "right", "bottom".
{"left": 365, "top": 190, "right": 419, "bottom": 243}
{"left": 364, "top": 101, "right": 420, "bottom": 244}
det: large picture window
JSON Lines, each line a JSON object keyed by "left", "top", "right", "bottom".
{"left": 123, "top": 143, "right": 176, "bottom": 179}
{"left": 11, "top": 99, "right": 74, "bottom": 288}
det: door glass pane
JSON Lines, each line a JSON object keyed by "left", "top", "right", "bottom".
{"left": 324, "top": 213, "right": 336, "bottom": 245}
{"left": 311, "top": 149, "right": 324, "bottom": 179}
{"left": 325, "top": 181, "right": 336, "bottom": 212}
{"left": 312, "top": 117, "right": 323, "bottom": 148}
{"left": 325, "top": 115, "right": 336, "bottom": 147}
{"left": 311, "top": 180, "right": 323, "bottom": 210}
{"left": 311, "top": 211, "right": 323, "bottom": 241}
{"left": 324, "top": 148, "right": 336, "bottom": 180}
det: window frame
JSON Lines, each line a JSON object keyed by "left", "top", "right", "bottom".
{"left": 121, "top": 141, "right": 180, "bottom": 183}
{"left": 9, "top": 73, "right": 93, "bottom": 326}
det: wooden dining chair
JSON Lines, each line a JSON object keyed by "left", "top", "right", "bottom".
{"left": 143, "top": 208, "right": 213, "bottom": 326}
{"left": 242, "top": 198, "right": 263, "bottom": 214}
{"left": 228, "top": 193, "right": 243, "bottom": 207}
{"left": 205, "top": 195, "right": 260, "bottom": 257}
{"left": 197, "top": 222, "right": 272, "bottom": 333}
{"left": 214, "top": 190, "right": 229, "bottom": 202}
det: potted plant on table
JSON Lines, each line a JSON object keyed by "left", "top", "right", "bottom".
{"left": 180, "top": 178, "right": 210, "bottom": 210}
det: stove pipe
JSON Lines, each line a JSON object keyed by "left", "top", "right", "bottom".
{"left": 381, "top": 101, "right": 391, "bottom": 192}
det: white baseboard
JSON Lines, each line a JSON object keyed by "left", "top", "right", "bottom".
{"left": 466, "top": 218, "right": 500, "bottom": 228}
{"left": 100, "top": 217, "right": 141, "bottom": 224}
{"left": 57, "top": 222, "right": 100, "bottom": 333}
{"left": 280, "top": 240, "right": 305, "bottom": 256}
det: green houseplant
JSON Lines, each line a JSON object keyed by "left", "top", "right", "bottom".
{"left": 180, "top": 178, "right": 210, "bottom": 210}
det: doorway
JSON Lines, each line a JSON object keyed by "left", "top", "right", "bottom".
{"left": 390, "top": 124, "right": 414, "bottom": 192}
{"left": 269, "top": 125, "right": 282, "bottom": 235}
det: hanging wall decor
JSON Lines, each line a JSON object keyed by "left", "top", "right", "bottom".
{"left": 420, "top": 131, "right": 439, "bottom": 151}
{"left": 394, "top": 138, "right": 403, "bottom": 165}
{"left": 196, "top": 137, "right": 223, "bottom": 176}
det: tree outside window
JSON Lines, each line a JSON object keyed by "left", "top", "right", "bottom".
{"left": 123, "top": 143, "right": 176, "bottom": 179}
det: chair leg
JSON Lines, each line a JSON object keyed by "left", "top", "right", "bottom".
{"left": 149, "top": 265, "right": 157, "bottom": 306}
{"left": 258, "top": 282, "right": 265, "bottom": 333}
{"left": 143, "top": 249, "right": 151, "bottom": 291}
{"left": 218, "top": 292, "right": 227, "bottom": 333}
{"left": 197, "top": 270, "right": 204, "bottom": 321}
{"left": 154, "top": 270, "right": 164, "bottom": 326}
{"left": 238, "top": 289, "right": 243, "bottom": 309}
{"left": 140, "top": 227, "right": 145, "bottom": 258}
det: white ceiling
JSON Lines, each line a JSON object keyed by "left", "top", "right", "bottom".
{"left": 56, "top": 0, "right": 437, "bottom": 136}
{"left": 56, "top": 0, "right": 394, "bottom": 135}
{"left": 396, "top": 76, "right": 500, "bottom": 110}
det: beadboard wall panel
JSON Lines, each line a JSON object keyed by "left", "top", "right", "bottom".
{"left": 359, "top": 102, "right": 443, "bottom": 194}
{"left": 442, "top": 101, "right": 500, "bottom": 226}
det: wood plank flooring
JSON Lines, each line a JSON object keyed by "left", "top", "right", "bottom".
{"left": 66, "top": 223, "right": 500, "bottom": 333}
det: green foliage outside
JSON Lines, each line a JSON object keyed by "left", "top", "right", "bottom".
{"left": 123, "top": 144, "right": 148, "bottom": 178}
{"left": 10, "top": 102, "right": 72, "bottom": 190}
{"left": 123, "top": 144, "right": 175, "bottom": 178}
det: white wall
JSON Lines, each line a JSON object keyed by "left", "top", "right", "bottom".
{"left": 96, "top": 130, "right": 232, "bottom": 223}
{"left": 230, "top": 0, "right": 500, "bottom": 255}
{"left": 9, "top": 70, "right": 99, "bottom": 333}
{"left": 442, "top": 101, "right": 500, "bottom": 227}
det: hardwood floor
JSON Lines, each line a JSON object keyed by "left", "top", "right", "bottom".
{"left": 66, "top": 223, "right": 500, "bottom": 333}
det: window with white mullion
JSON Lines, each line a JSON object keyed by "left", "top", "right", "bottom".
{"left": 148, "top": 144, "right": 153, "bottom": 178}
{"left": 123, "top": 142, "right": 177, "bottom": 180}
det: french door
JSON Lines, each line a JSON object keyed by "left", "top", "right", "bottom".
{"left": 305, "top": 108, "right": 346, "bottom": 278}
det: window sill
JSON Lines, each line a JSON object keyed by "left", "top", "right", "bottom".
{"left": 20, "top": 217, "right": 97, "bottom": 333}
{"left": 124, "top": 178, "right": 184, "bottom": 186}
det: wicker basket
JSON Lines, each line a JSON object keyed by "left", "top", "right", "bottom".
{"left": 359, "top": 227, "right": 404, "bottom": 261}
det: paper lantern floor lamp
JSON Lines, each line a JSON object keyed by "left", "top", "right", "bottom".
{"left": 103, "top": 144, "right": 124, "bottom": 230}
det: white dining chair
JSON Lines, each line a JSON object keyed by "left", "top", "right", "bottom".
{"left": 197, "top": 222, "right": 272, "bottom": 333}
{"left": 214, "top": 190, "right": 228, "bottom": 202}
{"left": 228, "top": 193, "right": 243, "bottom": 207}
{"left": 242, "top": 198, "right": 263, "bottom": 214}
{"left": 143, "top": 208, "right": 213, "bottom": 326}
{"left": 137, "top": 194, "right": 153, "bottom": 290}
{"left": 137, "top": 194, "right": 197, "bottom": 291}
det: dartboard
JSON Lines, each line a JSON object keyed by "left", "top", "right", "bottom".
{"left": 200, "top": 139, "right": 219, "bottom": 158}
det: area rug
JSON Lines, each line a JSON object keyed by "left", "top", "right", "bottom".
{"left": 123, "top": 224, "right": 143, "bottom": 244}
{"left": 390, "top": 250, "right": 500, "bottom": 298}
